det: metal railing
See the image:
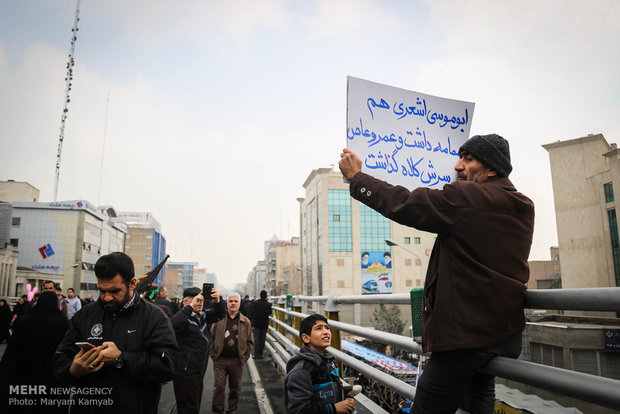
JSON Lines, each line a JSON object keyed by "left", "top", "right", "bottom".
{"left": 267, "top": 287, "right": 620, "bottom": 411}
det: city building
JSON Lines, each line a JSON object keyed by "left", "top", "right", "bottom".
{"left": 247, "top": 260, "right": 266, "bottom": 298}
{"left": 264, "top": 237, "right": 301, "bottom": 296}
{"left": 0, "top": 244, "right": 18, "bottom": 298}
{"left": 166, "top": 261, "right": 198, "bottom": 294}
{"left": 528, "top": 246, "right": 561, "bottom": 289}
{"left": 543, "top": 134, "right": 620, "bottom": 292}
{"left": 194, "top": 267, "right": 207, "bottom": 287}
{"left": 206, "top": 272, "right": 217, "bottom": 286}
{"left": 299, "top": 168, "right": 435, "bottom": 325}
{"left": 0, "top": 180, "right": 39, "bottom": 203}
{"left": 164, "top": 265, "right": 184, "bottom": 300}
{"left": 113, "top": 211, "right": 167, "bottom": 285}
{"left": 0, "top": 200, "right": 125, "bottom": 297}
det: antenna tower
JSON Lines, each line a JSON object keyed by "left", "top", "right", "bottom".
{"left": 53, "top": 0, "right": 81, "bottom": 202}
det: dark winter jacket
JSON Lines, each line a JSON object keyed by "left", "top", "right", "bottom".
{"left": 155, "top": 297, "right": 178, "bottom": 315}
{"left": 250, "top": 298, "right": 272, "bottom": 329}
{"left": 284, "top": 345, "right": 344, "bottom": 414}
{"left": 1, "top": 292, "right": 69, "bottom": 414}
{"left": 350, "top": 172, "right": 535, "bottom": 353}
{"left": 53, "top": 294, "right": 178, "bottom": 413}
{"left": 171, "top": 299, "right": 226, "bottom": 379}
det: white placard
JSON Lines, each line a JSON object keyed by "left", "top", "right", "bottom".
{"left": 346, "top": 76, "right": 475, "bottom": 190}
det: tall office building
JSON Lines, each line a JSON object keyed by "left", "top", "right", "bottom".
{"left": 113, "top": 211, "right": 167, "bottom": 285}
{"left": 299, "top": 168, "right": 434, "bottom": 299}
{"left": 543, "top": 133, "right": 620, "bottom": 290}
{"left": 167, "top": 262, "right": 198, "bottom": 292}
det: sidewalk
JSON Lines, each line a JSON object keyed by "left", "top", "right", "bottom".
{"left": 158, "top": 355, "right": 286, "bottom": 414}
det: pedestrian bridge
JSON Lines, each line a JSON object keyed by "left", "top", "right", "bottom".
{"left": 159, "top": 287, "right": 620, "bottom": 413}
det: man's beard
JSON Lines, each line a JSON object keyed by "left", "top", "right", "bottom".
{"left": 104, "top": 289, "right": 132, "bottom": 312}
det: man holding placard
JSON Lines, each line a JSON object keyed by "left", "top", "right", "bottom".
{"left": 339, "top": 133, "right": 534, "bottom": 413}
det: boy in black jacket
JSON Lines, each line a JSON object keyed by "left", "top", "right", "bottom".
{"left": 284, "top": 314, "right": 355, "bottom": 414}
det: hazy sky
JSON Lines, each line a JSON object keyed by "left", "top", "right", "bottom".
{"left": 1, "top": 0, "right": 619, "bottom": 289}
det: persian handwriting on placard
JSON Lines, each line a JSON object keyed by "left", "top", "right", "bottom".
{"left": 347, "top": 119, "right": 459, "bottom": 157}
{"left": 364, "top": 153, "right": 452, "bottom": 188}
{"left": 405, "top": 128, "right": 459, "bottom": 156}
{"left": 366, "top": 98, "right": 390, "bottom": 120}
{"left": 364, "top": 151, "right": 400, "bottom": 174}
{"left": 347, "top": 118, "right": 398, "bottom": 147}
{"left": 365, "top": 96, "right": 469, "bottom": 132}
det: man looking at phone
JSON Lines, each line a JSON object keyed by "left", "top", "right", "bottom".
{"left": 171, "top": 286, "right": 225, "bottom": 414}
{"left": 54, "top": 252, "right": 178, "bottom": 413}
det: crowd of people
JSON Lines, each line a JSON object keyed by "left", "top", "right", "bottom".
{"left": 0, "top": 281, "right": 96, "bottom": 343}
{"left": 1, "top": 133, "right": 530, "bottom": 414}
{"left": 0, "top": 252, "right": 276, "bottom": 414}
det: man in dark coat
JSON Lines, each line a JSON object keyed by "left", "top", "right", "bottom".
{"left": 251, "top": 290, "right": 272, "bottom": 360}
{"left": 171, "top": 286, "right": 226, "bottom": 414}
{"left": 339, "top": 134, "right": 535, "bottom": 414}
{"left": 54, "top": 252, "right": 177, "bottom": 414}
{"left": 155, "top": 286, "right": 178, "bottom": 315}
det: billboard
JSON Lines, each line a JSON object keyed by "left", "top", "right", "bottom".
{"left": 361, "top": 251, "right": 392, "bottom": 294}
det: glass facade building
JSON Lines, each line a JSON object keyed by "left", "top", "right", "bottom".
{"left": 328, "top": 190, "right": 352, "bottom": 252}
{"left": 360, "top": 204, "right": 390, "bottom": 252}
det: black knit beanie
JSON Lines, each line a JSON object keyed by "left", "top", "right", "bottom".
{"left": 458, "top": 134, "right": 512, "bottom": 177}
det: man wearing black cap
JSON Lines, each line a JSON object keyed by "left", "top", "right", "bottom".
{"left": 339, "top": 134, "right": 535, "bottom": 414}
{"left": 171, "top": 286, "right": 225, "bottom": 414}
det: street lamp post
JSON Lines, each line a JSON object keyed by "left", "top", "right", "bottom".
{"left": 385, "top": 239, "right": 424, "bottom": 287}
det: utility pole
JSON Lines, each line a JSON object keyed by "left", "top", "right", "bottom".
{"left": 53, "top": 0, "right": 81, "bottom": 201}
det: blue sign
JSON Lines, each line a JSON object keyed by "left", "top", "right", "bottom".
{"left": 604, "top": 329, "right": 620, "bottom": 351}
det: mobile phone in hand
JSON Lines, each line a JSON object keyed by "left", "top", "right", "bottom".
{"left": 75, "top": 342, "right": 95, "bottom": 350}
{"left": 202, "top": 283, "right": 214, "bottom": 307}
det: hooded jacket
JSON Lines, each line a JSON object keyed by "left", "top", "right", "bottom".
{"left": 350, "top": 172, "right": 535, "bottom": 353}
{"left": 171, "top": 299, "right": 226, "bottom": 379}
{"left": 284, "top": 345, "right": 344, "bottom": 414}
{"left": 54, "top": 294, "right": 178, "bottom": 413}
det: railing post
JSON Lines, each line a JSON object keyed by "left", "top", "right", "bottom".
{"left": 325, "top": 294, "right": 343, "bottom": 377}
{"left": 293, "top": 296, "right": 304, "bottom": 347}
{"left": 277, "top": 296, "right": 286, "bottom": 336}
{"left": 410, "top": 287, "right": 424, "bottom": 342}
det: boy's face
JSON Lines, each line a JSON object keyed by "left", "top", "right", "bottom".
{"left": 302, "top": 320, "right": 331, "bottom": 353}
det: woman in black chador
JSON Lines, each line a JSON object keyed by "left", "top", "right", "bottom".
{"left": 0, "top": 291, "right": 70, "bottom": 413}
{"left": 0, "top": 299, "right": 12, "bottom": 343}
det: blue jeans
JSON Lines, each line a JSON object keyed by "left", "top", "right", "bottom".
{"left": 412, "top": 332, "right": 522, "bottom": 414}
{"left": 253, "top": 327, "right": 267, "bottom": 358}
